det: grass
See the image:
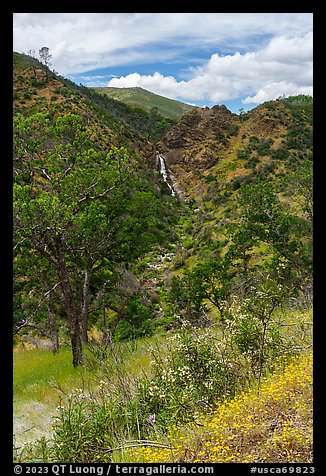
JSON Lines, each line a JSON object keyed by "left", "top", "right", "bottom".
{"left": 13, "top": 337, "right": 161, "bottom": 401}
{"left": 14, "top": 347, "right": 85, "bottom": 402}
{"left": 13, "top": 336, "right": 164, "bottom": 450}
{"left": 93, "top": 87, "right": 195, "bottom": 120}
{"left": 13, "top": 346, "right": 88, "bottom": 449}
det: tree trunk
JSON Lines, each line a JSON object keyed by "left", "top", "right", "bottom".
{"left": 80, "top": 267, "right": 92, "bottom": 344}
{"left": 70, "top": 317, "right": 84, "bottom": 368}
{"left": 48, "top": 301, "right": 59, "bottom": 353}
{"left": 56, "top": 251, "right": 83, "bottom": 367}
{"left": 31, "top": 240, "right": 83, "bottom": 366}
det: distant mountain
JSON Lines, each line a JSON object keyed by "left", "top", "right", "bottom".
{"left": 93, "top": 86, "right": 196, "bottom": 120}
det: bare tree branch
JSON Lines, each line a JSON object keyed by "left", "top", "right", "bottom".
{"left": 13, "top": 282, "right": 61, "bottom": 336}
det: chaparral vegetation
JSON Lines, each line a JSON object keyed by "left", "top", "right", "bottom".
{"left": 13, "top": 50, "right": 313, "bottom": 464}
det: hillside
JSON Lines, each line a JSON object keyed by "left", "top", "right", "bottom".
{"left": 13, "top": 53, "right": 148, "bottom": 156}
{"left": 156, "top": 96, "right": 312, "bottom": 302}
{"left": 158, "top": 99, "right": 312, "bottom": 201}
{"left": 13, "top": 50, "right": 313, "bottom": 465}
{"left": 13, "top": 52, "right": 175, "bottom": 144}
{"left": 93, "top": 86, "right": 196, "bottom": 120}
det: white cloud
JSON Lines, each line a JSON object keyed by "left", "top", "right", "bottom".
{"left": 243, "top": 82, "right": 313, "bottom": 104}
{"left": 13, "top": 13, "right": 313, "bottom": 106}
{"left": 107, "top": 31, "right": 313, "bottom": 104}
{"left": 13, "top": 13, "right": 313, "bottom": 74}
{"left": 108, "top": 72, "right": 187, "bottom": 100}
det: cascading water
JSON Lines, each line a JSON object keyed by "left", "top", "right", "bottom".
{"left": 159, "top": 155, "right": 168, "bottom": 181}
{"left": 157, "top": 154, "right": 176, "bottom": 197}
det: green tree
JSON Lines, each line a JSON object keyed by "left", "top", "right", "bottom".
{"left": 227, "top": 272, "right": 290, "bottom": 384}
{"left": 13, "top": 247, "right": 62, "bottom": 353}
{"left": 235, "top": 181, "right": 312, "bottom": 290}
{"left": 189, "top": 257, "right": 236, "bottom": 321}
{"left": 170, "top": 255, "right": 236, "bottom": 323}
{"left": 14, "top": 112, "right": 170, "bottom": 366}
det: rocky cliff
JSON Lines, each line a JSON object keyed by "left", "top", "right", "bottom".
{"left": 157, "top": 98, "right": 311, "bottom": 200}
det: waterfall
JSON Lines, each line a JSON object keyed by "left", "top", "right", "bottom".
{"left": 157, "top": 154, "right": 176, "bottom": 197}
{"left": 159, "top": 155, "right": 168, "bottom": 182}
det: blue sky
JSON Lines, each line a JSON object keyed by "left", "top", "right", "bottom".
{"left": 13, "top": 13, "right": 313, "bottom": 113}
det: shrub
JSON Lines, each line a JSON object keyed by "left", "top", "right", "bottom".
{"left": 225, "top": 273, "right": 290, "bottom": 381}
{"left": 215, "top": 130, "right": 228, "bottom": 145}
{"left": 258, "top": 161, "right": 277, "bottom": 177}
{"left": 53, "top": 395, "right": 111, "bottom": 462}
{"left": 226, "top": 306, "right": 283, "bottom": 377}
{"left": 113, "top": 318, "right": 152, "bottom": 341}
{"left": 49, "top": 341, "right": 157, "bottom": 462}
{"left": 113, "top": 294, "right": 154, "bottom": 341}
{"left": 51, "top": 388, "right": 147, "bottom": 462}
{"left": 204, "top": 174, "right": 217, "bottom": 183}
{"left": 236, "top": 146, "right": 251, "bottom": 161}
{"left": 182, "top": 236, "right": 194, "bottom": 250}
{"left": 227, "top": 125, "right": 239, "bottom": 136}
{"left": 231, "top": 174, "right": 253, "bottom": 190}
{"left": 271, "top": 147, "right": 289, "bottom": 161}
{"left": 132, "top": 351, "right": 313, "bottom": 463}
{"left": 245, "top": 155, "right": 259, "bottom": 169}
{"left": 138, "top": 323, "right": 240, "bottom": 429}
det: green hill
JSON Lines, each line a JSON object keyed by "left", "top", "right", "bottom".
{"left": 93, "top": 86, "right": 196, "bottom": 119}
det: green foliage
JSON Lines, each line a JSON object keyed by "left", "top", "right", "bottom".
{"left": 226, "top": 273, "right": 289, "bottom": 377}
{"left": 70, "top": 84, "right": 177, "bottom": 141}
{"left": 230, "top": 173, "right": 254, "bottom": 190}
{"left": 138, "top": 324, "right": 239, "bottom": 429}
{"left": 204, "top": 174, "right": 217, "bottom": 183}
{"left": 169, "top": 255, "right": 235, "bottom": 323}
{"left": 278, "top": 95, "right": 313, "bottom": 124}
{"left": 13, "top": 111, "right": 176, "bottom": 365}
{"left": 271, "top": 147, "right": 289, "bottom": 161}
{"left": 284, "top": 125, "right": 312, "bottom": 150}
{"left": 236, "top": 145, "right": 251, "bottom": 161}
{"left": 230, "top": 180, "right": 312, "bottom": 288}
{"left": 52, "top": 396, "right": 114, "bottom": 462}
{"left": 237, "top": 137, "right": 273, "bottom": 168}
{"left": 215, "top": 130, "right": 229, "bottom": 145}
{"left": 46, "top": 340, "right": 156, "bottom": 462}
{"left": 113, "top": 294, "right": 154, "bottom": 341}
{"left": 251, "top": 138, "right": 274, "bottom": 155}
